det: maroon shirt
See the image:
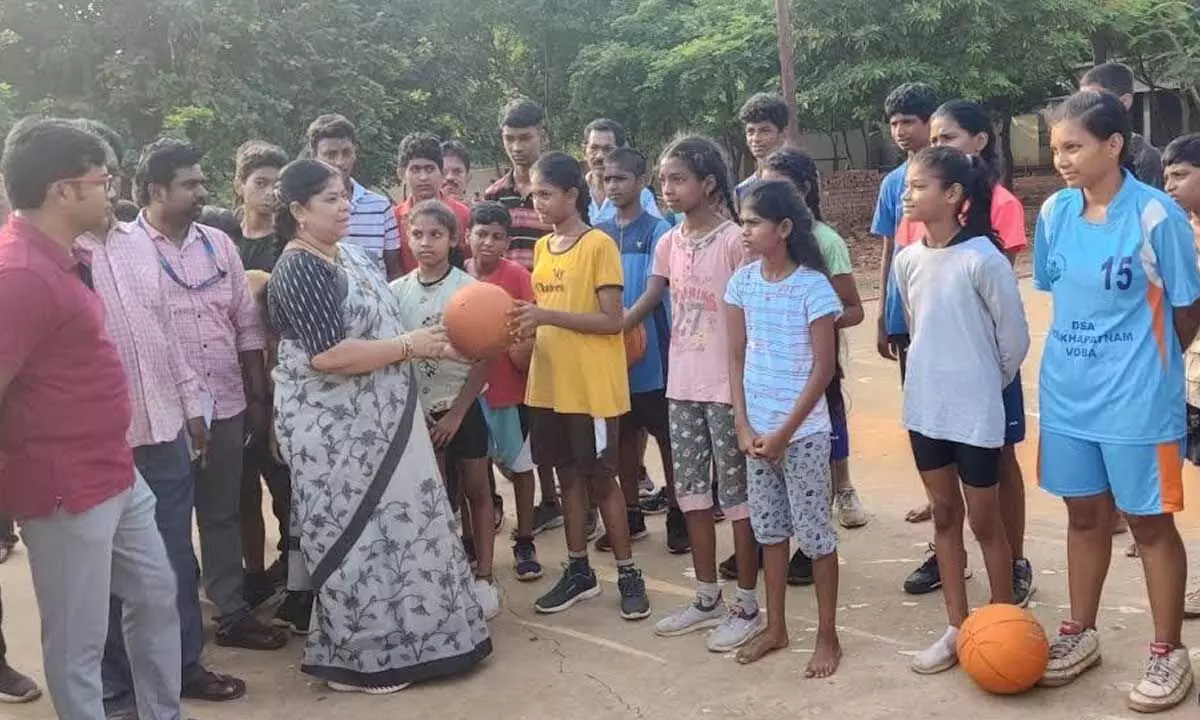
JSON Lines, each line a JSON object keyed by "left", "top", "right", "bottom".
{"left": 0, "top": 216, "right": 134, "bottom": 518}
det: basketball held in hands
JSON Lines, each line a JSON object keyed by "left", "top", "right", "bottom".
{"left": 442, "top": 282, "right": 514, "bottom": 359}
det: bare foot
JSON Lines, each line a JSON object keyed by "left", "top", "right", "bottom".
{"left": 805, "top": 633, "right": 842, "bottom": 678}
{"left": 736, "top": 629, "right": 789, "bottom": 664}
{"left": 905, "top": 503, "right": 932, "bottom": 523}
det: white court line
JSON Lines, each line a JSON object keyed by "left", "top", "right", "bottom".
{"left": 594, "top": 567, "right": 908, "bottom": 648}
{"left": 512, "top": 619, "right": 670, "bottom": 665}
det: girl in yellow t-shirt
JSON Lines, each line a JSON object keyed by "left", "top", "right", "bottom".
{"left": 508, "top": 151, "right": 649, "bottom": 621}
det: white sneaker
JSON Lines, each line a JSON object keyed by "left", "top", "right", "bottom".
{"left": 654, "top": 597, "right": 725, "bottom": 637}
{"left": 1126, "top": 644, "right": 1193, "bottom": 713}
{"left": 474, "top": 578, "right": 501, "bottom": 620}
{"left": 1039, "top": 621, "right": 1101, "bottom": 687}
{"left": 834, "top": 488, "right": 868, "bottom": 529}
{"left": 327, "top": 681, "right": 411, "bottom": 695}
{"left": 706, "top": 604, "right": 765, "bottom": 652}
{"left": 911, "top": 626, "right": 958, "bottom": 675}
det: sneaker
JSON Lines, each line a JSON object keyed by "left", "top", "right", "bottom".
{"left": 1039, "top": 621, "right": 1102, "bottom": 687}
{"left": 595, "top": 507, "right": 649, "bottom": 552}
{"left": 513, "top": 538, "right": 543, "bottom": 581}
{"left": 265, "top": 557, "right": 287, "bottom": 588}
{"left": 638, "top": 467, "right": 655, "bottom": 497}
{"left": 706, "top": 604, "right": 765, "bottom": 652}
{"left": 834, "top": 488, "right": 869, "bottom": 529}
{"left": 535, "top": 563, "right": 601, "bottom": 614}
{"left": 617, "top": 568, "right": 652, "bottom": 620}
{"left": 272, "top": 590, "right": 314, "bottom": 635}
{"left": 666, "top": 507, "right": 691, "bottom": 555}
{"left": 531, "top": 501, "right": 564, "bottom": 536}
{"left": 639, "top": 488, "right": 669, "bottom": 515}
{"left": 1184, "top": 587, "right": 1200, "bottom": 619}
{"left": 911, "top": 626, "right": 959, "bottom": 674}
{"left": 1012, "top": 557, "right": 1036, "bottom": 608}
{"left": 327, "top": 680, "right": 411, "bottom": 695}
{"left": 1126, "top": 643, "right": 1194, "bottom": 713}
{"left": 655, "top": 596, "right": 725, "bottom": 636}
{"left": 585, "top": 508, "right": 602, "bottom": 543}
{"left": 492, "top": 495, "right": 505, "bottom": 535}
{"left": 0, "top": 663, "right": 41, "bottom": 704}
{"left": 903, "top": 545, "right": 972, "bottom": 595}
{"left": 243, "top": 570, "right": 278, "bottom": 609}
{"left": 718, "top": 553, "right": 739, "bottom": 581}
{"left": 474, "top": 578, "right": 501, "bottom": 620}
{"left": 787, "top": 549, "right": 814, "bottom": 586}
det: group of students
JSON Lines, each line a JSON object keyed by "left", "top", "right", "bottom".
{"left": 4, "top": 55, "right": 1200, "bottom": 716}
{"left": 870, "top": 63, "right": 1200, "bottom": 714}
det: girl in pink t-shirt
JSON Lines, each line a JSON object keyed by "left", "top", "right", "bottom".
{"left": 626, "top": 136, "right": 762, "bottom": 652}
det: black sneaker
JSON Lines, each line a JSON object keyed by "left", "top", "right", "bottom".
{"left": 535, "top": 563, "right": 601, "bottom": 614}
{"left": 1013, "top": 557, "right": 1035, "bottom": 607}
{"left": 532, "top": 501, "right": 564, "bottom": 535}
{"left": 666, "top": 507, "right": 691, "bottom": 554}
{"left": 719, "top": 552, "right": 739, "bottom": 581}
{"left": 272, "top": 590, "right": 314, "bottom": 635}
{"left": 243, "top": 570, "right": 277, "bottom": 609}
{"left": 584, "top": 508, "right": 602, "bottom": 542}
{"left": 0, "top": 662, "right": 40, "bottom": 703}
{"left": 617, "top": 567, "right": 651, "bottom": 620}
{"left": 787, "top": 549, "right": 814, "bottom": 586}
{"left": 639, "top": 488, "right": 669, "bottom": 515}
{"left": 904, "top": 546, "right": 942, "bottom": 595}
{"left": 265, "top": 556, "right": 287, "bottom": 588}
{"left": 595, "top": 507, "right": 649, "bottom": 552}
{"left": 513, "top": 537, "right": 543, "bottom": 581}
{"left": 216, "top": 613, "right": 288, "bottom": 650}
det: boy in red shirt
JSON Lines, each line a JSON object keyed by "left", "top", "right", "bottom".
{"left": 465, "top": 202, "right": 546, "bottom": 579}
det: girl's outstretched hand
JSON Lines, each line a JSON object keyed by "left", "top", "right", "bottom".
{"left": 508, "top": 301, "right": 544, "bottom": 341}
{"left": 752, "top": 430, "right": 788, "bottom": 462}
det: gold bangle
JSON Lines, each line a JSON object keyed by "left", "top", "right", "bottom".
{"left": 398, "top": 334, "right": 414, "bottom": 361}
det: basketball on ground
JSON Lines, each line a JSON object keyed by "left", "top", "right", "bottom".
{"left": 625, "top": 323, "right": 647, "bottom": 367}
{"left": 443, "top": 282, "right": 514, "bottom": 359}
{"left": 956, "top": 604, "right": 1049, "bottom": 695}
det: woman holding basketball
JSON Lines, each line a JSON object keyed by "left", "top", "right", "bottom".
{"left": 267, "top": 159, "right": 490, "bottom": 694}
{"left": 508, "top": 151, "right": 651, "bottom": 620}
{"left": 1035, "top": 91, "right": 1200, "bottom": 712}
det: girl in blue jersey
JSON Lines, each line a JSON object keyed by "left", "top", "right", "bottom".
{"left": 1035, "top": 90, "right": 1200, "bottom": 712}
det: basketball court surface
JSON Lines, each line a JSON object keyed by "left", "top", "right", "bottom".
{"left": 4, "top": 282, "right": 1199, "bottom": 719}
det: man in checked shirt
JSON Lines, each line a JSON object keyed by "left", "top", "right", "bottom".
{"left": 71, "top": 124, "right": 252, "bottom": 715}
{"left": 131, "top": 138, "right": 286, "bottom": 653}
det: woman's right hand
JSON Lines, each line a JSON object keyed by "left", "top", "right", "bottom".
{"left": 406, "top": 326, "right": 450, "bottom": 359}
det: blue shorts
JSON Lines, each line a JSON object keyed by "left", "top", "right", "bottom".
{"left": 1038, "top": 429, "right": 1185, "bottom": 515}
{"left": 829, "top": 397, "right": 849, "bottom": 462}
{"left": 1002, "top": 373, "right": 1025, "bottom": 446}
{"left": 479, "top": 400, "right": 534, "bottom": 474}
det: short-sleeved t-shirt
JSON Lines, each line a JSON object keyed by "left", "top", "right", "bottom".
{"left": 871, "top": 163, "right": 909, "bottom": 336}
{"left": 1034, "top": 173, "right": 1200, "bottom": 444}
{"left": 814, "top": 222, "right": 853, "bottom": 276}
{"left": 725, "top": 262, "right": 842, "bottom": 441}
{"left": 651, "top": 220, "right": 746, "bottom": 404}
{"left": 596, "top": 212, "right": 672, "bottom": 394}
{"left": 389, "top": 266, "right": 476, "bottom": 414}
{"left": 525, "top": 230, "right": 630, "bottom": 418}
{"left": 237, "top": 233, "right": 284, "bottom": 273}
{"left": 468, "top": 257, "right": 534, "bottom": 409}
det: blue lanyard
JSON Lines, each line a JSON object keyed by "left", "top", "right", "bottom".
{"left": 142, "top": 219, "right": 227, "bottom": 291}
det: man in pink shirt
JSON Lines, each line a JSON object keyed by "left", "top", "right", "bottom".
{"left": 78, "top": 147, "right": 250, "bottom": 708}
{"left": 1, "top": 118, "right": 184, "bottom": 720}
{"left": 133, "top": 138, "right": 284, "bottom": 651}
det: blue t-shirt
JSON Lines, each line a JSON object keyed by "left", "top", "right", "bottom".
{"left": 871, "top": 162, "right": 909, "bottom": 336}
{"left": 724, "top": 262, "right": 843, "bottom": 441}
{"left": 1034, "top": 172, "right": 1200, "bottom": 444}
{"left": 590, "top": 188, "right": 662, "bottom": 226}
{"left": 596, "top": 212, "right": 672, "bottom": 394}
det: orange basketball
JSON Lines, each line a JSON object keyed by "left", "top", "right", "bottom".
{"left": 956, "top": 604, "right": 1049, "bottom": 695}
{"left": 507, "top": 336, "right": 533, "bottom": 372}
{"left": 443, "top": 282, "right": 514, "bottom": 359}
{"left": 624, "top": 323, "right": 647, "bottom": 367}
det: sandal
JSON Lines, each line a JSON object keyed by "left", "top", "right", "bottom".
{"left": 215, "top": 615, "right": 289, "bottom": 651}
{"left": 181, "top": 669, "right": 247, "bottom": 702}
